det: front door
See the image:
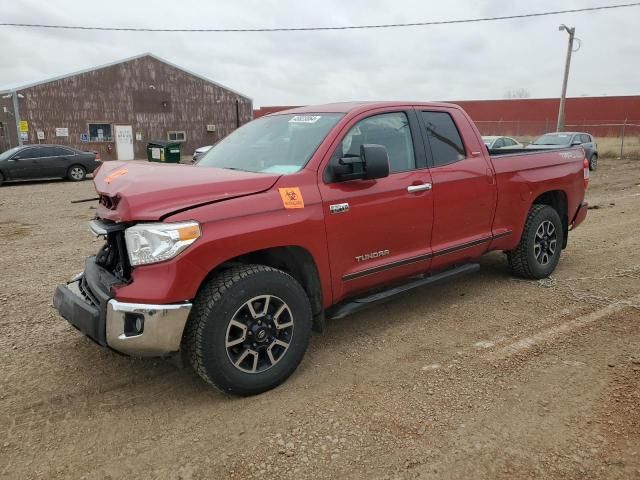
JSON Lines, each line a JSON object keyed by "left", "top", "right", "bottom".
{"left": 319, "top": 110, "right": 434, "bottom": 302}
{"left": 9, "top": 146, "right": 43, "bottom": 179}
{"left": 114, "top": 125, "right": 134, "bottom": 160}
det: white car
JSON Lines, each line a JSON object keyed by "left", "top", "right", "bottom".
{"left": 192, "top": 145, "right": 213, "bottom": 163}
{"left": 482, "top": 136, "right": 524, "bottom": 150}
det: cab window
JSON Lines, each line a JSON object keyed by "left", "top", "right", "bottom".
{"left": 420, "top": 111, "right": 466, "bottom": 166}
{"left": 336, "top": 112, "right": 415, "bottom": 173}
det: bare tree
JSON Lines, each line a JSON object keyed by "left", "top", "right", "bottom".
{"left": 504, "top": 88, "right": 531, "bottom": 99}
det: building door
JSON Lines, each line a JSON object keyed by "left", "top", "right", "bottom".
{"left": 114, "top": 125, "right": 134, "bottom": 160}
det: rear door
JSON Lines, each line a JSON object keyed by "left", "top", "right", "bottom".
{"left": 417, "top": 108, "right": 498, "bottom": 270}
{"left": 319, "top": 109, "right": 434, "bottom": 301}
{"left": 40, "top": 146, "right": 76, "bottom": 177}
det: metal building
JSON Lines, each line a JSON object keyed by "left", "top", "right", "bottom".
{"left": 0, "top": 53, "right": 252, "bottom": 159}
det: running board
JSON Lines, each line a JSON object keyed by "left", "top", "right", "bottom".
{"left": 328, "top": 263, "right": 480, "bottom": 320}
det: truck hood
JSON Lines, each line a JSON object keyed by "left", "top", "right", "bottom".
{"left": 94, "top": 161, "right": 280, "bottom": 222}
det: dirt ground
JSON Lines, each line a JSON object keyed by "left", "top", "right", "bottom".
{"left": 1, "top": 159, "right": 639, "bottom": 479}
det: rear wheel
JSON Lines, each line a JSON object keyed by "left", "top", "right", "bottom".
{"left": 0, "top": 172, "right": 4, "bottom": 186}
{"left": 508, "top": 204, "right": 564, "bottom": 279}
{"left": 183, "top": 264, "right": 312, "bottom": 396}
{"left": 589, "top": 154, "right": 598, "bottom": 171}
{"left": 67, "top": 165, "right": 86, "bottom": 181}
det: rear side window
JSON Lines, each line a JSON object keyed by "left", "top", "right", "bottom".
{"left": 420, "top": 112, "right": 465, "bottom": 166}
{"left": 44, "top": 146, "right": 74, "bottom": 156}
{"left": 504, "top": 138, "right": 516, "bottom": 146}
{"left": 493, "top": 138, "right": 505, "bottom": 148}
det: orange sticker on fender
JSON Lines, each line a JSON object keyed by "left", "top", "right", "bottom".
{"left": 105, "top": 168, "right": 128, "bottom": 184}
{"left": 278, "top": 187, "right": 304, "bottom": 209}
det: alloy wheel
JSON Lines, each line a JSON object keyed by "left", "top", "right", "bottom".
{"left": 533, "top": 220, "right": 557, "bottom": 266}
{"left": 70, "top": 167, "right": 84, "bottom": 180}
{"left": 225, "top": 295, "right": 294, "bottom": 373}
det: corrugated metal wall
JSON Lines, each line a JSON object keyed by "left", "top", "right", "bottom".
{"left": 453, "top": 96, "right": 640, "bottom": 136}
{"left": 2, "top": 55, "right": 252, "bottom": 159}
{"left": 253, "top": 96, "right": 640, "bottom": 137}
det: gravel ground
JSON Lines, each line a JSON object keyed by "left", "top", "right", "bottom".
{"left": 1, "top": 159, "right": 639, "bottom": 479}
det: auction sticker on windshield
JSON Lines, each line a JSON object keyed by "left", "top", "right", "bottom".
{"left": 278, "top": 187, "right": 305, "bottom": 209}
{"left": 289, "top": 115, "right": 321, "bottom": 124}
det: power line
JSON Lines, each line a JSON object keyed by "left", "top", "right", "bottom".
{"left": 1, "top": 3, "right": 639, "bottom": 33}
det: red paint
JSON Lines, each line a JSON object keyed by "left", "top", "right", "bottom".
{"left": 95, "top": 102, "right": 587, "bottom": 307}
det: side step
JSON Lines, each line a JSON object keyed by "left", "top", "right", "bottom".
{"left": 328, "top": 263, "right": 480, "bottom": 320}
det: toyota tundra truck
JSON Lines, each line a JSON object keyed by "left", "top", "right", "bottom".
{"left": 53, "top": 102, "right": 589, "bottom": 395}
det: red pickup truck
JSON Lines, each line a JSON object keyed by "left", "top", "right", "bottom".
{"left": 54, "top": 102, "right": 589, "bottom": 395}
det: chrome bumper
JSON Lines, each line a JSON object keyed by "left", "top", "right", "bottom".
{"left": 106, "top": 299, "right": 192, "bottom": 357}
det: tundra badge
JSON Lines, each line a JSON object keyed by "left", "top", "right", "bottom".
{"left": 355, "top": 250, "right": 390, "bottom": 262}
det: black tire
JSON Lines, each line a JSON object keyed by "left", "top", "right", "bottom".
{"left": 589, "top": 154, "right": 598, "bottom": 171}
{"left": 183, "top": 264, "right": 312, "bottom": 396}
{"left": 507, "top": 204, "right": 564, "bottom": 279}
{"left": 67, "top": 165, "right": 86, "bottom": 181}
{"left": 0, "top": 172, "right": 4, "bottom": 186}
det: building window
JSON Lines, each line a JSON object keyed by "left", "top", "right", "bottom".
{"left": 168, "top": 131, "right": 186, "bottom": 142}
{"left": 88, "top": 123, "right": 113, "bottom": 142}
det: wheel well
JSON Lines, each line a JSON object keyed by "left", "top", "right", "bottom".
{"left": 204, "top": 246, "right": 324, "bottom": 324}
{"left": 533, "top": 190, "right": 568, "bottom": 248}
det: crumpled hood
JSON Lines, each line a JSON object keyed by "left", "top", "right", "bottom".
{"left": 94, "top": 161, "right": 280, "bottom": 222}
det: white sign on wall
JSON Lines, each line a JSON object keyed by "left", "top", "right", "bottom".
{"left": 55, "top": 127, "right": 69, "bottom": 137}
{"left": 36, "top": 130, "right": 45, "bottom": 140}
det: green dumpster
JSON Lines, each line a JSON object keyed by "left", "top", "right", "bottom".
{"left": 146, "top": 140, "right": 182, "bottom": 163}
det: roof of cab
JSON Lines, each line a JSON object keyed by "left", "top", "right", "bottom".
{"left": 269, "top": 101, "right": 461, "bottom": 116}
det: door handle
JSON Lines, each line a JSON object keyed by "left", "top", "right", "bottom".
{"left": 407, "top": 183, "right": 432, "bottom": 193}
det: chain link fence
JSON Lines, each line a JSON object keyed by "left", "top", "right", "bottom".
{"left": 473, "top": 120, "right": 640, "bottom": 159}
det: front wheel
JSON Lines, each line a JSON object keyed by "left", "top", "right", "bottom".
{"left": 67, "top": 165, "right": 86, "bottom": 181}
{"left": 183, "top": 264, "right": 312, "bottom": 396}
{"left": 507, "top": 204, "right": 564, "bottom": 279}
{"left": 589, "top": 154, "right": 598, "bottom": 171}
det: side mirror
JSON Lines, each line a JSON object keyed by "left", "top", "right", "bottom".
{"left": 332, "top": 144, "right": 390, "bottom": 181}
{"left": 360, "top": 144, "right": 389, "bottom": 180}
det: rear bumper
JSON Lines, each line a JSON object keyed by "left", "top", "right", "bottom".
{"left": 53, "top": 257, "right": 192, "bottom": 357}
{"left": 570, "top": 201, "right": 588, "bottom": 230}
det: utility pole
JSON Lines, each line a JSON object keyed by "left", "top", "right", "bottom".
{"left": 2, "top": 90, "right": 24, "bottom": 146}
{"left": 12, "top": 91, "right": 23, "bottom": 146}
{"left": 556, "top": 25, "right": 575, "bottom": 132}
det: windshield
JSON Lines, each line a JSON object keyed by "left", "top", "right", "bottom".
{"left": 0, "top": 146, "right": 20, "bottom": 161}
{"left": 197, "top": 113, "right": 344, "bottom": 174}
{"left": 532, "top": 134, "right": 571, "bottom": 145}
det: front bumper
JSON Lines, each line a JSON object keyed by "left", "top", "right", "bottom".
{"left": 53, "top": 258, "right": 192, "bottom": 357}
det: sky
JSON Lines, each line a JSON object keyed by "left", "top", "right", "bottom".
{"left": 0, "top": 0, "right": 639, "bottom": 107}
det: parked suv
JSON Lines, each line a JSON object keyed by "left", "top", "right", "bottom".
{"left": 527, "top": 132, "right": 598, "bottom": 170}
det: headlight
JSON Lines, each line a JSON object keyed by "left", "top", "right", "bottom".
{"left": 124, "top": 221, "right": 201, "bottom": 266}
